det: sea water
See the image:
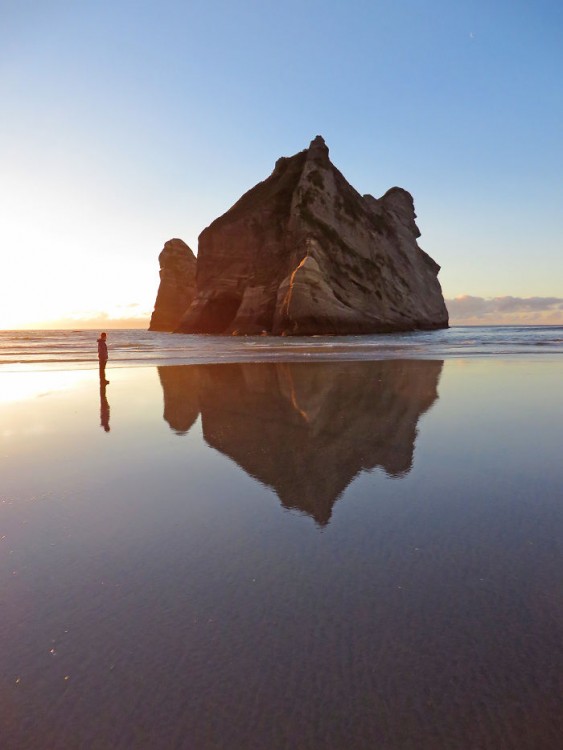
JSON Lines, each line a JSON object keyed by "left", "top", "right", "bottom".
{"left": 0, "top": 325, "right": 562, "bottom": 370}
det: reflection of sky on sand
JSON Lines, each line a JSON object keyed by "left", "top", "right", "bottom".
{"left": 1, "top": 358, "right": 563, "bottom": 749}
{"left": 0, "top": 369, "right": 94, "bottom": 405}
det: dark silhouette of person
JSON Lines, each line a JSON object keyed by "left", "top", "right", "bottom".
{"left": 97, "top": 331, "right": 109, "bottom": 384}
{"left": 99, "top": 380, "right": 110, "bottom": 432}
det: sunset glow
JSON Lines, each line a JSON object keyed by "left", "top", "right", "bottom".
{"left": 1, "top": 1, "right": 561, "bottom": 330}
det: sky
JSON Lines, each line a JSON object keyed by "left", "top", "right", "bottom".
{"left": 1, "top": 0, "right": 562, "bottom": 328}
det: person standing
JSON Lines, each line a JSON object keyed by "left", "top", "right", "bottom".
{"left": 97, "top": 331, "right": 109, "bottom": 384}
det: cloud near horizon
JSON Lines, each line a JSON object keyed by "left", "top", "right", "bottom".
{"left": 22, "top": 308, "right": 150, "bottom": 330}
{"left": 11, "top": 297, "right": 563, "bottom": 330}
{"left": 446, "top": 296, "right": 563, "bottom": 325}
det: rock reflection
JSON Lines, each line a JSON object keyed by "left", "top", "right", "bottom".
{"left": 158, "top": 366, "right": 200, "bottom": 435}
{"left": 158, "top": 360, "right": 443, "bottom": 524}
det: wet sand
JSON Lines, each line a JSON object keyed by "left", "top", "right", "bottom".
{"left": 1, "top": 358, "right": 563, "bottom": 749}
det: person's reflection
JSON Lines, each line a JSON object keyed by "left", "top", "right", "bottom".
{"left": 99, "top": 379, "right": 110, "bottom": 432}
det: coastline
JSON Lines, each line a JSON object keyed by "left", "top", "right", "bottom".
{"left": 0, "top": 325, "right": 562, "bottom": 373}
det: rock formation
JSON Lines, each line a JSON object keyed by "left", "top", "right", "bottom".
{"left": 174, "top": 136, "right": 448, "bottom": 335}
{"left": 149, "top": 239, "right": 197, "bottom": 331}
{"left": 157, "top": 359, "right": 443, "bottom": 525}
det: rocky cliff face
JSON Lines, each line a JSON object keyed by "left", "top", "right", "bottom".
{"left": 175, "top": 136, "right": 448, "bottom": 335}
{"left": 157, "top": 360, "right": 443, "bottom": 525}
{"left": 149, "top": 239, "right": 196, "bottom": 331}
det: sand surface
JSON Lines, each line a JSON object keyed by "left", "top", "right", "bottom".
{"left": 1, "top": 358, "right": 562, "bottom": 749}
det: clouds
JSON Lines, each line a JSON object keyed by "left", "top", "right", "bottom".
{"left": 24, "top": 305, "right": 151, "bottom": 330}
{"left": 29, "top": 315, "right": 150, "bottom": 330}
{"left": 13, "top": 296, "right": 563, "bottom": 330}
{"left": 446, "top": 296, "right": 563, "bottom": 325}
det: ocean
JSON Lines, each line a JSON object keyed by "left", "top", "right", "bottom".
{"left": 1, "top": 325, "right": 562, "bottom": 369}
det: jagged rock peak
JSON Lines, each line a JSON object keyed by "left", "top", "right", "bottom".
{"left": 307, "top": 134, "right": 329, "bottom": 159}
{"left": 271, "top": 135, "right": 327, "bottom": 174}
{"left": 363, "top": 188, "right": 422, "bottom": 239}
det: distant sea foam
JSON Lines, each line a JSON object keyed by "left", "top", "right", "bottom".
{"left": 0, "top": 327, "right": 562, "bottom": 371}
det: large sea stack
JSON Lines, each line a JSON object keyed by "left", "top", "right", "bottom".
{"left": 176, "top": 136, "right": 448, "bottom": 335}
{"left": 149, "top": 238, "right": 196, "bottom": 331}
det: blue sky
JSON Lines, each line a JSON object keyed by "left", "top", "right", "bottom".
{"left": 1, "top": 0, "right": 562, "bottom": 327}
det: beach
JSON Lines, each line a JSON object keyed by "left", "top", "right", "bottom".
{"left": 1, "top": 332, "right": 563, "bottom": 748}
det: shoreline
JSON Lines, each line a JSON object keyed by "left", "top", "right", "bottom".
{"left": 1, "top": 350, "right": 563, "bottom": 375}
{"left": 1, "top": 326, "right": 562, "bottom": 373}
{"left": 2, "top": 356, "right": 563, "bottom": 748}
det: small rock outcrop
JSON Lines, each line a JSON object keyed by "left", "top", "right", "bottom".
{"left": 149, "top": 239, "right": 196, "bottom": 331}
{"left": 174, "top": 136, "right": 448, "bottom": 335}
